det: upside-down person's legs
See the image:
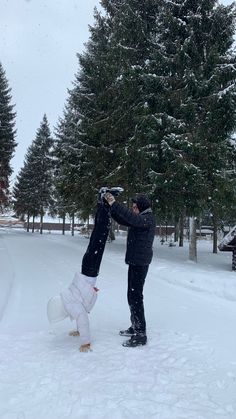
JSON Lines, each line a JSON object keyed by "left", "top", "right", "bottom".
{"left": 63, "top": 202, "right": 111, "bottom": 346}
{"left": 48, "top": 195, "right": 115, "bottom": 352}
{"left": 81, "top": 203, "right": 111, "bottom": 278}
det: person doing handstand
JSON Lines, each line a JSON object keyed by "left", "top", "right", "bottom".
{"left": 47, "top": 187, "right": 123, "bottom": 352}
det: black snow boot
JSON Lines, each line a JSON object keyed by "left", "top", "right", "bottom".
{"left": 109, "top": 187, "right": 124, "bottom": 197}
{"left": 98, "top": 186, "right": 124, "bottom": 203}
{"left": 122, "top": 334, "right": 147, "bottom": 347}
{"left": 119, "top": 326, "right": 135, "bottom": 337}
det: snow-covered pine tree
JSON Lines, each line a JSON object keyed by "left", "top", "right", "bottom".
{"left": 31, "top": 115, "right": 54, "bottom": 233}
{"left": 65, "top": 1, "right": 162, "bottom": 210}
{"left": 13, "top": 115, "right": 54, "bottom": 233}
{"left": 144, "top": 0, "right": 236, "bottom": 258}
{"left": 99, "top": 0, "right": 161, "bottom": 198}
{"left": 60, "top": 8, "right": 121, "bottom": 215}
{"left": 209, "top": 137, "right": 236, "bottom": 252}
{"left": 199, "top": 1, "right": 236, "bottom": 252}
{"left": 13, "top": 161, "right": 40, "bottom": 231}
{"left": 145, "top": 0, "right": 209, "bottom": 219}
{"left": 53, "top": 102, "right": 84, "bottom": 222}
{"left": 0, "top": 63, "right": 17, "bottom": 211}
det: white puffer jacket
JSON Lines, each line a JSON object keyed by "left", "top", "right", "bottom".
{"left": 61, "top": 272, "right": 97, "bottom": 345}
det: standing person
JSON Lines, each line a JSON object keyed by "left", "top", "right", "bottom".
{"left": 105, "top": 193, "right": 156, "bottom": 347}
{"left": 47, "top": 187, "right": 123, "bottom": 352}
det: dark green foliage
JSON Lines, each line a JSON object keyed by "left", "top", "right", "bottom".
{"left": 0, "top": 63, "right": 17, "bottom": 209}
{"left": 13, "top": 115, "right": 54, "bottom": 219}
{"left": 53, "top": 0, "right": 236, "bottom": 225}
{"left": 53, "top": 102, "right": 86, "bottom": 218}
{"left": 145, "top": 0, "right": 236, "bottom": 222}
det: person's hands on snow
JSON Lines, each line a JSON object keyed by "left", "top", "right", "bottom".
{"left": 79, "top": 343, "right": 92, "bottom": 352}
{"left": 105, "top": 192, "right": 115, "bottom": 206}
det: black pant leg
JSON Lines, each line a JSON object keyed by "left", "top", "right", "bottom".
{"left": 127, "top": 264, "right": 149, "bottom": 335}
{"left": 81, "top": 204, "right": 111, "bottom": 277}
{"left": 127, "top": 266, "right": 135, "bottom": 328}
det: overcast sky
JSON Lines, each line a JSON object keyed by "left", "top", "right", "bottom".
{"left": 1, "top": 0, "right": 100, "bottom": 181}
{"left": 0, "top": 0, "right": 233, "bottom": 181}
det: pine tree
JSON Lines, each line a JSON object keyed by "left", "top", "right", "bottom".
{"left": 32, "top": 115, "right": 54, "bottom": 227}
{"left": 13, "top": 115, "right": 54, "bottom": 232}
{"left": 55, "top": 1, "right": 161, "bottom": 213}
{"left": 61, "top": 1, "right": 161, "bottom": 212}
{"left": 69, "top": 8, "right": 119, "bottom": 209}
{"left": 143, "top": 0, "right": 236, "bottom": 256}
{"left": 0, "top": 63, "right": 17, "bottom": 210}
{"left": 13, "top": 161, "right": 40, "bottom": 228}
{"left": 98, "top": 0, "right": 162, "bottom": 198}
{"left": 55, "top": 0, "right": 236, "bottom": 238}
{"left": 53, "top": 102, "right": 84, "bottom": 219}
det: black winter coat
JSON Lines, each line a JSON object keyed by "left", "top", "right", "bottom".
{"left": 110, "top": 202, "right": 156, "bottom": 266}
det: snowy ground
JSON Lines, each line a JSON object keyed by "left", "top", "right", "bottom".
{"left": 0, "top": 228, "right": 236, "bottom": 419}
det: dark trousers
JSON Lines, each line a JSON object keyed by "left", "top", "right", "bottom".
{"left": 127, "top": 264, "right": 149, "bottom": 335}
{"left": 81, "top": 204, "right": 110, "bottom": 277}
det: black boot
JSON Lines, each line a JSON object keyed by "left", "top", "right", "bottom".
{"left": 109, "top": 187, "right": 124, "bottom": 197}
{"left": 98, "top": 186, "right": 124, "bottom": 203}
{"left": 122, "top": 334, "right": 147, "bottom": 347}
{"left": 119, "top": 326, "right": 135, "bottom": 337}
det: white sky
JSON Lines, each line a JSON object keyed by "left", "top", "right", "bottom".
{"left": 0, "top": 0, "right": 233, "bottom": 181}
{"left": 1, "top": 0, "right": 100, "bottom": 181}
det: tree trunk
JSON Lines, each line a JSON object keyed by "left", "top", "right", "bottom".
{"left": 189, "top": 216, "right": 197, "bottom": 262}
{"left": 26, "top": 213, "right": 30, "bottom": 232}
{"left": 179, "top": 213, "right": 184, "bottom": 247}
{"left": 62, "top": 214, "right": 66, "bottom": 235}
{"left": 212, "top": 214, "right": 218, "bottom": 254}
{"left": 87, "top": 217, "right": 90, "bottom": 238}
{"left": 40, "top": 212, "right": 43, "bottom": 234}
{"left": 71, "top": 213, "right": 75, "bottom": 236}
{"left": 32, "top": 215, "right": 35, "bottom": 233}
{"left": 109, "top": 219, "right": 116, "bottom": 241}
{"left": 165, "top": 221, "right": 168, "bottom": 242}
{"left": 174, "top": 218, "right": 179, "bottom": 243}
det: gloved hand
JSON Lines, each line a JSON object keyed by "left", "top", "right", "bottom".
{"left": 79, "top": 343, "right": 92, "bottom": 352}
{"left": 105, "top": 192, "right": 115, "bottom": 205}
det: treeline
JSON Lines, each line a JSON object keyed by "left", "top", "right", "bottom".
{"left": 1, "top": 0, "right": 236, "bottom": 258}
